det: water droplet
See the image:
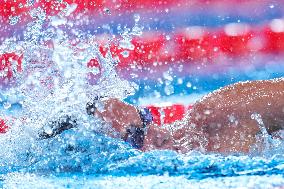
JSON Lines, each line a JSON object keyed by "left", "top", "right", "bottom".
{"left": 186, "top": 82, "right": 192, "bottom": 88}
{"left": 50, "top": 16, "right": 67, "bottom": 27}
{"left": 43, "top": 125, "right": 53, "bottom": 135}
{"left": 89, "top": 67, "right": 100, "bottom": 75}
{"left": 154, "top": 91, "right": 161, "bottom": 98}
{"left": 95, "top": 101, "right": 105, "bottom": 112}
{"left": 104, "top": 7, "right": 111, "bottom": 15}
{"left": 177, "top": 78, "right": 183, "bottom": 84}
{"left": 9, "top": 16, "right": 20, "bottom": 25}
{"left": 164, "top": 85, "right": 174, "bottom": 95}
{"left": 163, "top": 72, "right": 173, "bottom": 81}
{"left": 3, "top": 102, "right": 11, "bottom": 109}
{"left": 204, "top": 110, "right": 211, "bottom": 115}
{"left": 228, "top": 115, "right": 236, "bottom": 123}
{"left": 121, "top": 50, "right": 129, "bottom": 58}
{"left": 119, "top": 39, "right": 135, "bottom": 50}
{"left": 131, "top": 25, "right": 143, "bottom": 36}
{"left": 26, "top": 0, "right": 35, "bottom": 7}
{"left": 64, "top": 3, "right": 77, "bottom": 16}
{"left": 133, "top": 14, "right": 140, "bottom": 22}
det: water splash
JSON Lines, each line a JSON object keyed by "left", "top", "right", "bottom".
{"left": 251, "top": 113, "right": 273, "bottom": 148}
{"left": 250, "top": 113, "right": 283, "bottom": 156}
{"left": 0, "top": 1, "right": 139, "bottom": 174}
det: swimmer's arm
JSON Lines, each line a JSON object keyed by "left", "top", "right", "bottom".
{"left": 39, "top": 115, "right": 77, "bottom": 139}
{"left": 185, "top": 79, "right": 284, "bottom": 153}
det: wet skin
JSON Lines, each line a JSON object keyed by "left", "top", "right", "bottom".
{"left": 95, "top": 78, "right": 284, "bottom": 154}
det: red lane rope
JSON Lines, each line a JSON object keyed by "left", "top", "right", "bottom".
{"left": 147, "top": 104, "right": 193, "bottom": 125}
{"left": 1, "top": 21, "right": 284, "bottom": 78}
{"left": 0, "top": 0, "right": 183, "bottom": 21}
{"left": 106, "top": 22, "right": 284, "bottom": 69}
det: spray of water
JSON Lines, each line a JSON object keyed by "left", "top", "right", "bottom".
{"left": 0, "top": 4, "right": 140, "bottom": 172}
{"left": 250, "top": 113, "right": 283, "bottom": 156}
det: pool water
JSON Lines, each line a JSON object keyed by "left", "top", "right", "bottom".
{"left": 3, "top": 174, "right": 284, "bottom": 189}
{"left": 0, "top": 128, "right": 283, "bottom": 188}
{"left": 0, "top": 2, "right": 283, "bottom": 189}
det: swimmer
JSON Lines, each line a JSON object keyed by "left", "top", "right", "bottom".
{"left": 39, "top": 78, "right": 284, "bottom": 154}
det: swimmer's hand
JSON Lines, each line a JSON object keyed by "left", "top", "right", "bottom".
{"left": 39, "top": 115, "right": 77, "bottom": 139}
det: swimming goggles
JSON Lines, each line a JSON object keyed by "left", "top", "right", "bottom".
{"left": 125, "top": 107, "right": 153, "bottom": 149}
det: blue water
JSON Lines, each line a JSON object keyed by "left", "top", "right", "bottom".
{"left": 0, "top": 128, "right": 283, "bottom": 188}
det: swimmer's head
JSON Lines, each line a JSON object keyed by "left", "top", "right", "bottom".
{"left": 86, "top": 98, "right": 153, "bottom": 149}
